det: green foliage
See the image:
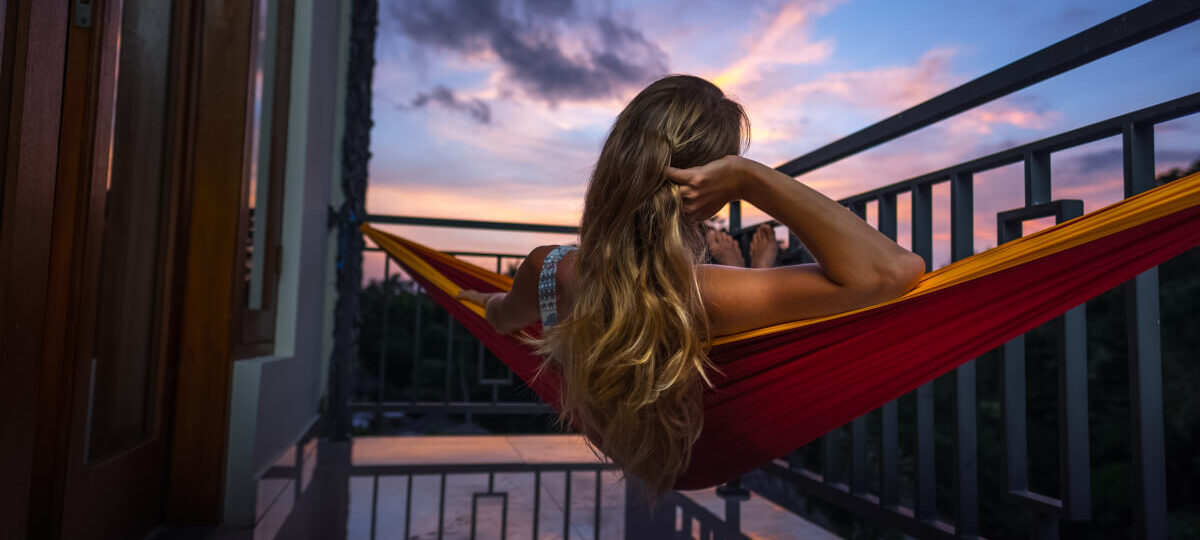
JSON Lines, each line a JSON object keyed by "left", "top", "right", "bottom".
{"left": 356, "top": 274, "right": 557, "bottom": 435}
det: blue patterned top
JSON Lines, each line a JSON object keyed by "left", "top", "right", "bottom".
{"left": 538, "top": 245, "right": 577, "bottom": 327}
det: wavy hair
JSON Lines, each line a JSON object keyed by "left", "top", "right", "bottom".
{"left": 530, "top": 74, "right": 750, "bottom": 500}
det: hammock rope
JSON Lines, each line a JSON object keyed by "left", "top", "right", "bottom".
{"left": 364, "top": 171, "right": 1200, "bottom": 490}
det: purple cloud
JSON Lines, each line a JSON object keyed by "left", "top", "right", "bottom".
{"left": 390, "top": 0, "right": 668, "bottom": 104}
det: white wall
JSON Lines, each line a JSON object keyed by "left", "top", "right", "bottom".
{"left": 224, "top": 0, "right": 350, "bottom": 528}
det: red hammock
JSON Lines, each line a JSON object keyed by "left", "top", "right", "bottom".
{"left": 364, "top": 171, "right": 1200, "bottom": 490}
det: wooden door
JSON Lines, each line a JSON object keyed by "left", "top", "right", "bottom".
{"left": 42, "top": 0, "right": 187, "bottom": 537}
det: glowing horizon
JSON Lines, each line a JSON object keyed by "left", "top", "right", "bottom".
{"left": 366, "top": 0, "right": 1200, "bottom": 283}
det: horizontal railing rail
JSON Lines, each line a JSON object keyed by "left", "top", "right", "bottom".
{"left": 772, "top": 0, "right": 1200, "bottom": 179}
{"left": 731, "top": 91, "right": 1200, "bottom": 263}
{"left": 348, "top": 461, "right": 745, "bottom": 540}
{"left": 365, "top": 214, "right": 580, "bottom": 234}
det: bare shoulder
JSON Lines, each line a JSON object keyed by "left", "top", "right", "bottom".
{"left": 697, "top": 262, "right": 892, "bottom": 337}
{"left": 511, "top": 245, "right": 559, "bottom": 288}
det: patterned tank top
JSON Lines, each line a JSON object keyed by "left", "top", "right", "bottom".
{"left": 538, "top": 245, "right": 577, "bottom": 327}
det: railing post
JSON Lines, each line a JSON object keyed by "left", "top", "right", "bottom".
{"left": 410, "top": 285, "right": 422, "bottom": 405}
{"left": 379, "top": 257, "right": 390, "bottom": 410}
{"left": 1024, "top": 150, "right": 1051, "bottom": 206}
{"left": 911, "top": 182, "right": 935, "bottom": 522}
{"left": 877, "top": 192, "right": 900, "bottom": 509}
{"left": 729, "top": 200, "right": 741, "bottom": 232}
{"left": 822, "top": 428, "right": 842, "bottom": 486}
{"left": 950, "top": 171, "right": 979, "bottom": 537}
{"left": 445, "top": 310, "right": 453, "bottom": 405}
{"left": 1122, "top": 121, "right": 1167, "bottom": 540}
{"left": 716, "top": 478, "right": 751, "bottom": 532}
{"left": 624, "top": 477, "right": 670, "bottom": 539}
{"left": 1055, "top": 203, "right": 1092, "bottom": 524}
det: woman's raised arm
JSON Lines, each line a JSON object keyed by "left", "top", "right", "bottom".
{"left": 666, "top": 155, "right": 925, "bottom": 336}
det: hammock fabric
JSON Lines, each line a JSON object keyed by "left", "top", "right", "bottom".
{"left": 364, "top": 171, "right": 1200, "bottom": 490}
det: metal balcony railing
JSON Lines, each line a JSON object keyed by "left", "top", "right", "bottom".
{"left": 354, "top": 2, "right": 1200, "bottom": 538}
{"left": 715, "top": 2, "right": 1200, "bottom": 539}
{"left": 356, "top": 217, "right": 760, "bottom": 537}
{"left": 356, "top": 220, "right": 577, "bottom": 419}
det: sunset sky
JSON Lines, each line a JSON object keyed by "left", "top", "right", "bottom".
{"left": 365, "top": 0, "right": 1200, "bottom": 282}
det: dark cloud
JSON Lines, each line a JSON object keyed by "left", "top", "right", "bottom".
{"left": 524, "top": 0, "right": 574, "bottom": 17}
{"left": 406, "top": 85, "right": 492, "bottom": 124}
{"left": 390, "top": 0, "right": 668, "bottom": 104}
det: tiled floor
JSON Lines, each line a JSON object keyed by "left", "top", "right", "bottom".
{"left": 347, "top": 435, "right": 841, "bottom": 540}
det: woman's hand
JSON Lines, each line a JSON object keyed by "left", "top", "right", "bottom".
{"left": 455, "top": 289, "right": 499, "bottom": 307}
{"left": 664, "top": 155, "right": 751, "bottom": 221}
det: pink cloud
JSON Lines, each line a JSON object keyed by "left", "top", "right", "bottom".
{"left": 711, "top": 1, "right": 837, "bottom": 90}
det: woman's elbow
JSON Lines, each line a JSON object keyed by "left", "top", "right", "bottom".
{"left": 879, "top": 252, "right": 925, "bottom": 294}
{"left": 486, "top": 306, "right": 533, "bottom": 335}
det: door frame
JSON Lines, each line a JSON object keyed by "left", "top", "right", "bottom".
{"left": 2, "top": 0, "right": 262, "bottom": 534}
{"left": 0, "top": 1, "right": 71, "bottom": 536}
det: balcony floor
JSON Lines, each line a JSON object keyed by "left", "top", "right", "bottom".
{"left": 347, "top": 435, "right": 842, "bottom": 540}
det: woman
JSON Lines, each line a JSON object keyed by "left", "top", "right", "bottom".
{"left": 456, "top": 74, "right": 924, "bottom": 498}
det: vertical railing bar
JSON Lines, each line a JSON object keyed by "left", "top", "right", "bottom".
{"left": 912, "top": 183, "right": 933, "bottom": 268}
{"left": 716, "top": 479, "right": 748, "bottom": 533}
{"left": 851, "top": 416, "right": 867, "bottom": 494}
{"left": 471, "top": 494, "right": 478, "bottom": 540}
{"left": 370, "top": 475, "right": 379, "bottom": 540}
{"left": 445, "top": 311, "right": 453, "bottom": 405}
{"left": 950, "top": 172, "right": 974, "bottom": 262}
{"left": 881, "top": 400, "right": 898, "bottom": 508}
{"left": 914, "top": 382, "right": 935, "bottom": 521}
{"left": 878, "top": 193, "right": 897, "bottom": 240}
{"left": 822, "top": 429, "right": 841, "bottom": 484}
{"left": 877, "top": 191, "right": 899, "bottom": 509}
{"left": 1024, "top": 150, "right": 1052, "bottom": 206}
{"left": 411, "top": 285, "right": 422, "bottom": 405}
{"left": 1044, "top": 200, "right": 1091, "bottom": 522}
{"left": 950, "top": 171, "right": 979, "bottom": 536}
{"left": 787, "top": 449, "right": 804, "bottom": 472}
{"left": 911, "top": 182, "right": 935, "bottom": 521}
{"left": 564, "top": 471, "right": 572, "bottom": 540}
{"left": 1001, "top": 333, "right": 1028, "bottom": 491}
{"left": 496, "top": 255, "right": 502, "bottom": 274}
{"left": 438, "top": 472, "right": 447, "bottom": 540}
{"left": 501, "top": 487, "right": 509, "bottom": 540}
{"left": 953, "top": 359, "right": 979, "bottom": 536}
{"left": 380, "top": 257, "right": 390, "bottom": 405}
{"left": 729, "top": 200, "right": 741, "bottom": 232}
{"left": 594, "top": 469, "right": 602, "bottom": 540}
{"left": 477, "top": 338, "right": 486, "bottom": 386}
{"left": 533, "top": 470, "right": 541, "bottom": 540}
{"left": 848, "top": 200, "right": 867, "bottom": 220}
{"left": 460, "top": 344, "right": 473, "bottom": 424}
{"left": 1059, "top": 303, "right": 1092, "bottom": 521}
{"left": 999, "top": 211, "right": 1029, "bottom": 496}
{"left": 404, "top": 474, "right": 413, "bottom": 540}
{"left": 1122, "top": 121, "right": 1167, "bottom": 539}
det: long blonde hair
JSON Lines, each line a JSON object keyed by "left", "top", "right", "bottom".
{"left": 531, "top": 75, "right": 750, "bottom": 499}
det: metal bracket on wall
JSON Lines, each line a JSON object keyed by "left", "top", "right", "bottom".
{"left": 74, "top": 0, "right": 93, "bottom": 28}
